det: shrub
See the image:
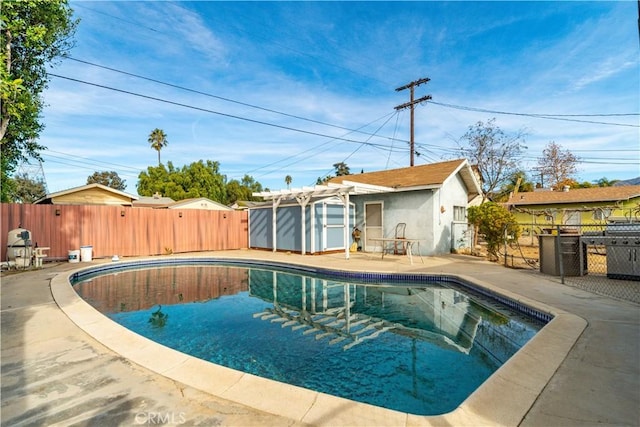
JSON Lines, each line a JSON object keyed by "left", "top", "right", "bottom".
{"left": 468, "top": 203, "right": 520, "bottom": 261}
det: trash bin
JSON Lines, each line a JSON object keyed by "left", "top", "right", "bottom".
{"left": 80, "top": 245, "right": 93, "bottom": 262}
{"left": 539, "top": 234, "right": 587, "bottom": 276}
{"left": 68, "top": 250, "right": 80, "bottom": 263}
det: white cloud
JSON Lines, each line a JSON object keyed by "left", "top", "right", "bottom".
{"left": 34, "top": 2, "right": 639, "bottom": 195}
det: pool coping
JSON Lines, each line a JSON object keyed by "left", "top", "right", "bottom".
{"left": 50, "top": 255, "right": 587, "bottom": 427}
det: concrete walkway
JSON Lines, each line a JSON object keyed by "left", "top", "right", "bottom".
{"left": 1, "top": 250, "right": 638, "bottom": 426}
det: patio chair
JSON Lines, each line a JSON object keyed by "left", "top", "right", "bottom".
{"left": 394, "top": 223, "right": 406, "bottom": 255}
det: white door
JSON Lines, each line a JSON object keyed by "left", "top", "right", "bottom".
{"left": 323, "top": 202, "right": 345, "bottom": 251}
{"left": 364, "top": 202, "right": 383, "bottom": 252}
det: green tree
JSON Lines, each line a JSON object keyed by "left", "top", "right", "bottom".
{"left": 575, "top": 181, "right": 594, "bottom": 189}
{"left": 226, "top": 175, "right": 263, "bottom": 204}
{"left": 468, "top": 202, "right": 520, "bottom": 261}
{"left": 239, "top": 174, "right": 263, "bottom": 201}
{"left": 10, "top": 172, "right": 46, "bottom": 203}
{"left": 458, "top": 118, "right": 527, "bottom": 201}
{"left": 137, "top": 163, "right": 170, "bottom": 197}
{"left": 226, "top": 180, "right": 246, "bottom": 204}
{"left": 0, "top": 0, "right": 78, "bottom": 202}
{"left": 494, "top": 170, "right": 535, "bottom": 202}
{"left": 316, "top": 162, "right": 351, "bottom": 185}
{"left": 333, "top": 162, "right": 350, "bottom": 176}
{"left": 137, "top": 160, "right": 231, "bottom": 203}
{"left": 148, "top": 128, "right": 168, "bottom": 166}
{"left": 316, "top": 175, "right": 331, "bottom": 185}
{"left": 87, "top": 170, "right": 126, "bottom": 191}
{"left": 285, "top": 175, "right": 292, "bottom": 189}
{"left": 594, "top": 177, "right": 618, "bottom": 187}
{"left": 536, "top": 141, "right": 579, "bottom": 190}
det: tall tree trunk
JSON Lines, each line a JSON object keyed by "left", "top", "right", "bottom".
{"left": 0, "top": 29, "right": 13, "bottom": 142}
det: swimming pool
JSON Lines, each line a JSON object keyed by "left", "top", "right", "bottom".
{"left": 71, "top": 258, "right": 548, "bottom": 416}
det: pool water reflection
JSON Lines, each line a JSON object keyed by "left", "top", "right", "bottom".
{"left": 74, "top": 263, "right": 544, "bottom": 415}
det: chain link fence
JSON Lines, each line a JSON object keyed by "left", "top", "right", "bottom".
{"left": 497, "top": 222, "right": 640, "bottom": 304}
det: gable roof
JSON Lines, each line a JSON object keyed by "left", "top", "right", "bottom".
{"left": 169, "top": 197, "right": 232, "bottom": 210}
{"left": 132, "top": 195, "right": 175, "bottom": 208}
{"left": 35, "top": 183, "right": 138, "bottom": 205}
{"left": 505, "top": 185, "right": 640, "bottom": 206}
{"left": 328, "top": 159, "right": 482, "bottom": 196}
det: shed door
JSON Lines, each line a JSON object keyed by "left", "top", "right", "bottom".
{"left": 323, "top": 203, "right": 345, "bottom": 250}
{"left": 364, "top": 202, "right": 383, "bottom": 252}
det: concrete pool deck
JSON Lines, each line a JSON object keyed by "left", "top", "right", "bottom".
{"left": 1, "top": 250, "right": 638, "bottom": 426}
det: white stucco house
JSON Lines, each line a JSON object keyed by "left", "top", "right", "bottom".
{"left": 250, "top": 158, "right": 482, "bottom": 257}
{"left": 330, "top": 158, "right": 482, "bottom": 255}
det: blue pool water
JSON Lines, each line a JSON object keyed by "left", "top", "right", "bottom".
{"left": 72, "top": 260, "right": 547, "bottom": 415}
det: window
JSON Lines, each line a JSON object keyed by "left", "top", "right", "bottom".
{"left": 593, "top": 208, "right": 611, "bottom": 221}
{"left": 453, "top": 206, "right": 466, "bottom": 222}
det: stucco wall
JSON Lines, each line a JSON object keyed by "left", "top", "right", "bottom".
{"left": 350, "top": 190, "right": 435, "bottom": 255}
{"left": 511, "top": 198, "right": 640, "bottom": 226}
{"left": 351, "top": 174, "right": 471, "bottom": 256}
{"left": 438, "top": 174, "right": 472, "bottom": 254}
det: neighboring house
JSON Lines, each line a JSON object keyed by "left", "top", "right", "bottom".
{"left": 35, "top": 183, "right": 138, "bottom": 206}
{"left": 132, "top": 192, "right": 175, "bottom": 209}
{"left": 250, "top": 159, "right": 482, "bottom": 256}
{"left": 169, "top": 197, "right": 232, "bottom": 211}
{"left": 504, "top": 185, "right": 640, "bottom": 226}
{"left": 229, "top": 200, "right": 263, "bottom": 210}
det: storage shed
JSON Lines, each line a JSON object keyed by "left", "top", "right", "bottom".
{"left": 249, "top": 196, "right": 355, "bottom": 253}
{"left": 251, "top": 182, "right": 393, "bottom": 258}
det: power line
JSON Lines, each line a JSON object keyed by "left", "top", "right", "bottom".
{"left": 569, "top": 149, "right": 640, "bottom": 152}
{"left": 71, "top": 4, "right": 638, "bottom": 134}
{"left": 45, "top": 149, "right": 143, "bottom": 173}
{"left": 66, "top": 57, "right": 395, "bottom": 140}
{"left": 63, "top": 57, "right": 639, "bottom": 166}
{"left": 248, "top": 112, "right": 401, "bottom": 180}
{"left": 41, "top": 155, "right": 141, "bottom": 176}
{"left": 49, "top": 72, "right": 638, "bottom": 184}
{"left": 41, "top": 157, "right": 140, "bottom": 179}
{"left": 73, "top": 3, "right": 160, "bottom": 33}
{"left": 49, "top": 73, "right": 640, "bottom": 164}
{"left": 428, "top": 101, "right": 639, "bottom": 127}
{"left": 49, "top": 73, "right": 403, "bottom": 152}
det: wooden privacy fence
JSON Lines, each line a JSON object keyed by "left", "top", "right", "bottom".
{"left": 1, "top": 203, "right": 248, "bottom": 261}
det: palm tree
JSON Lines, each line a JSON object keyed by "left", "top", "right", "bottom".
{"left": 148, "top": 128, "right": 168, "bottom": 166}
{"left": 285, "top": 175, "right": 292, "bottom": 189}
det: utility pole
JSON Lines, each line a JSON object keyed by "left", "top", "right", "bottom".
{"left": 395, "top": 77, "right": 431, "bottom": 166}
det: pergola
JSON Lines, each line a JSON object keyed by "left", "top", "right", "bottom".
{"left": 253, "top": 181, "right": 394, "bottom": 259}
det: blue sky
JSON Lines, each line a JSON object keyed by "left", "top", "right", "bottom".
{"left": 37, "top": 1, "right": 639, "bottom": 195}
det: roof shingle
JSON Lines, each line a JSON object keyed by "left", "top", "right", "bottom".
{"left": 328, "top": 159, "right": 473, "bottom": 190}
{"left": 506, "top": 185, "right": 640, "bottom": 206}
